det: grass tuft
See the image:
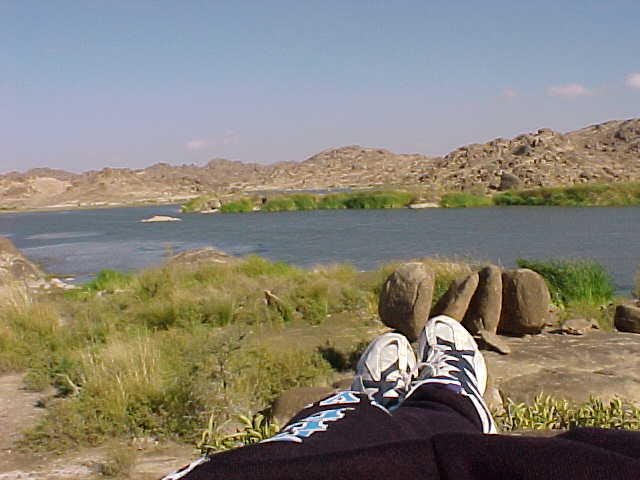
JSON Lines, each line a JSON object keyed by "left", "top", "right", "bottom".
{"left": 516, "top": 258, "right": 614, "bottom": 307}
{"left": 440, "top": 192, "right": 493, "bottom": 208}
{"left": 495, "top": 394, "right": 640, "bottom": 431}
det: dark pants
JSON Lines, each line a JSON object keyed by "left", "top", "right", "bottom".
{"left": 165, "top": 386, "right": 640, "bottom": 479}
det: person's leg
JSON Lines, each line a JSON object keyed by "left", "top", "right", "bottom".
{"left": 161, "top": 321, "right": 494, "bottom": 479}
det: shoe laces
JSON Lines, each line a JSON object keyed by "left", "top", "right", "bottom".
{"left": 415, "top": 342, "right": 478, "bottom": 389}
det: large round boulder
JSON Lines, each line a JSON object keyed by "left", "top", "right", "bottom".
{"left": 498, "top": 269, "right": 551, "bottom": 335}
{"left": 614, "top": 304, "right": 640, "bottom": 334}
{"left": 269, "top": 386, "right": 335, "bottom": 426}
{"left": 431, "top": 273, "right": 479, "bottom": 322}
{"left": 463, "top": 265, "right": 502, "bottom": 334}
{"left": 378, "top": 263, "right": 434, "bottom": 341}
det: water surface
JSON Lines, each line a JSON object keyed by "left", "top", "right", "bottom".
{"left": 1, "top": 205, "right": 638, "bottom": 294}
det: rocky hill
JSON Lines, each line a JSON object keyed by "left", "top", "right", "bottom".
{"left": 1, "top": 118, "right": 639, "bottom": 210}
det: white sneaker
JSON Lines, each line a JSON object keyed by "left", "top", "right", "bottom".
{"left": 409, "top": 315, "right": 497, "bottom": 433}
{"left": 351, "top": 332, "right": 417, "bottom": 410}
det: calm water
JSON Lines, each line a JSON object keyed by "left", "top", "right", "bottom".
{"left": 1, "top": 205, "right": 639, "bottom": 294}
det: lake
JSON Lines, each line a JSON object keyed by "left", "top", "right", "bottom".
{"left": 1, "top": 205, "right": 639, "bottom": 294}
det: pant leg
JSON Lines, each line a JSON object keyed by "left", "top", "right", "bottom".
{"left": 162, "top": 385, "right": 482, "bottom": 480}
{"left": 431, "top": 430, "right": 640, "bottom": 480}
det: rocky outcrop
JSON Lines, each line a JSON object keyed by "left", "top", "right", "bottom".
{"left": 485, "top": 331, "right": 640, "bottom": 405}
{"left": 378, "top": 263, "right": 434, "bottom": 342}
{"left": 3, "top": 118, "right": 640, "bottom": 210}
{"left": 499, "top": 269, "right": 551, "bottom": 335}
{"left": 165, "top": 247, "right": 235, "bottom": 267}
{"left": 614, "top": 304, "right": 640, "bottom": 334}
{"left": 431, "top": 273, "right": 479, "bottom": 321}
{"left": 0, "top": 236, "right": 46, "bottom": 285}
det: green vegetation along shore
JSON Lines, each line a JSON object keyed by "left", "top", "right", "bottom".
{"left": 1, "top": 254, "right": 633, "bottom": 454}
{"left": 182, "top": 183, "right": 640, "bottom": 213}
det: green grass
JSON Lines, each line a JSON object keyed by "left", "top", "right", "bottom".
{"left": 495, "top": 394, "right": 640, "bottom": 431}
{"left": 494, "top": 183, "right": 640, "bottom": 207}
{"left": 219, "top": 198, "right": 254, "bottom": 213}
{"left": 183, "top": 190, "right": 417, "bottom": 214}
{"left": 440, "top": 192, "right": 493, "bottom": 208}
{"left": 181, "top": 195, "right": 219, "bottom": 213}
{"left": 3, "top": 254, "right": 622, "bottom": 452}
{"left": 516, "top": 258, "right": 615, "bottom": 307}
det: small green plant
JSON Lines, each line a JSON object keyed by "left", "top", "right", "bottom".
{"left": 495, "top": 394, "right": 640, "bottom": 431}
{"left": 198, "top": 412, "right": 279, "bottom": 454}
{"left": 96, "top": 443, "right": 137, "bottom": 477}
{"left": 516, "top": 258, "right": 614, "bottom": 307}
{"left": 440, "top": 192, "right": 492, "bottom": 208}
{"left": 634, "top": 267, "right": 640, "bottom": 298}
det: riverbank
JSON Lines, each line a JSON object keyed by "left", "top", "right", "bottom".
{"left": 1, "top": 252, "right": 637, "bottom": 458}
{"left": 181, "top": 182, "right": 640, "bottom": 214}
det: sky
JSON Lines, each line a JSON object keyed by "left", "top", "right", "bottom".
{"left": 1, "top": 0, "right": 639, "bottom": 173}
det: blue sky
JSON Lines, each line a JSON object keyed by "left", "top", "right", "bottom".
{"left": 2, "top": 0, "right": 639, "bottom": 173}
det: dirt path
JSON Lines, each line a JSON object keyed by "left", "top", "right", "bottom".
{"left": 0, "top": 374, "right": 194, "bottom": 479}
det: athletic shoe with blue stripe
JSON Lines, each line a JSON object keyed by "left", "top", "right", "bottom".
{"left": 351, "top": 332, "right": 417, "bottom": 410}
{"left": 409, "top": 315, "right": 497, "bottom": 433}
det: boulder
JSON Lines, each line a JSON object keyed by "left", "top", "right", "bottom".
{"left": 378, "top": 263, "right": 434, "bottom": 342}
{"left": 269, "top": 386, "right": 335, "bottom": 426}
{"left": 498, "top": 172, "right": 521, "bottom": 191}
{"left": 0, "top": 236, "right": 46, "bottom": 285}
{"left": 463, "top": 265, "right": 502, "bottom": 334}
{"left": 614, "top": 304, "right": 640, "bottom": 334}
{"left": 166, "top": 247, "right": 234, "bottom": 267}
{"left": 431, "top": 273, "right": 479, "bottom": 322}
{"left": 484, "top": 331, "right": 640, "bottom": 405}
{"left": 499, "top": 269, "right": 551, "bottom": 335}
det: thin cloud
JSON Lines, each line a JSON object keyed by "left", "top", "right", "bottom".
{"left": 502, "top": 88, "right": 518, "bottom": 98}
{"left": 186, "top": 139, "right": 207, "bottom": 151}
{"left": 185, "top": 131, "right": 239, "bottom": 151}
{"left": 547, "top": 83, "right": 593, "bottom": 98}
{"left": 625, "top": 72, "right": 640, "bottom": 89}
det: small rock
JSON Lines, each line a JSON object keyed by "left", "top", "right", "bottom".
{"left": 478, "top": 328, "right": 512, "bottom": 355}
{"left": 614, "top": 304, "right": 640, "bottom": 334}
{"left": 378, "top": 263, "right": 434, "bottom": 342}
{"left": 560, "top": 318, "right": 597, "bottom": 335}
{"left": 431, "top": 273, "right": 479, "bottom": 322}
{"left": 139, "top": 215, "right": 181, "bottom": 223}
{"left": 270, "top": 386, "right": 336, "bottom": 426}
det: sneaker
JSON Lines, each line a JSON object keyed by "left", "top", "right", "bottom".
{"left": 410, "top": 315, "right": 497, "bottom": 433}
{"left": 351, "top": 332, "right": 417, "bottom": 410}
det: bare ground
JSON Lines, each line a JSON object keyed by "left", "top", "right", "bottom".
{"left": 0, "top": 374, "right": 195, "bottom": 480}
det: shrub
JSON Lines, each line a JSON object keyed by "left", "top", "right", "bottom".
{"left": 220, "top": 198, "right": 254, "bottom": 213}
{"left": 181, "top": 195, "right": 219, "bottom": 213}
{"left": 495, "top": 394, "right": 640, "bottom": 431}
{"left": 440, "top": 192, "right": 492, "bottom": 208}
{"left": 317, "top": 193, "right": 349, "bottom": 209}
{"left": 262, "top": 196, "right": 297, "bottom": 212}
{"left": 290, "top": 194, "right": 318, "bottom": 210}
{"left": 343, "top": 191, "right": 415, "bottom": 209}
{"left": 516, "top": 258, "right": 614, "bottom": 306}
{"left": 494, "top": 183, "right": 640, "bottom": 207}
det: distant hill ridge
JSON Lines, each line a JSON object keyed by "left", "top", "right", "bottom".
{"left": 1, "top": 118, "right": 639, "bottom": 210}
